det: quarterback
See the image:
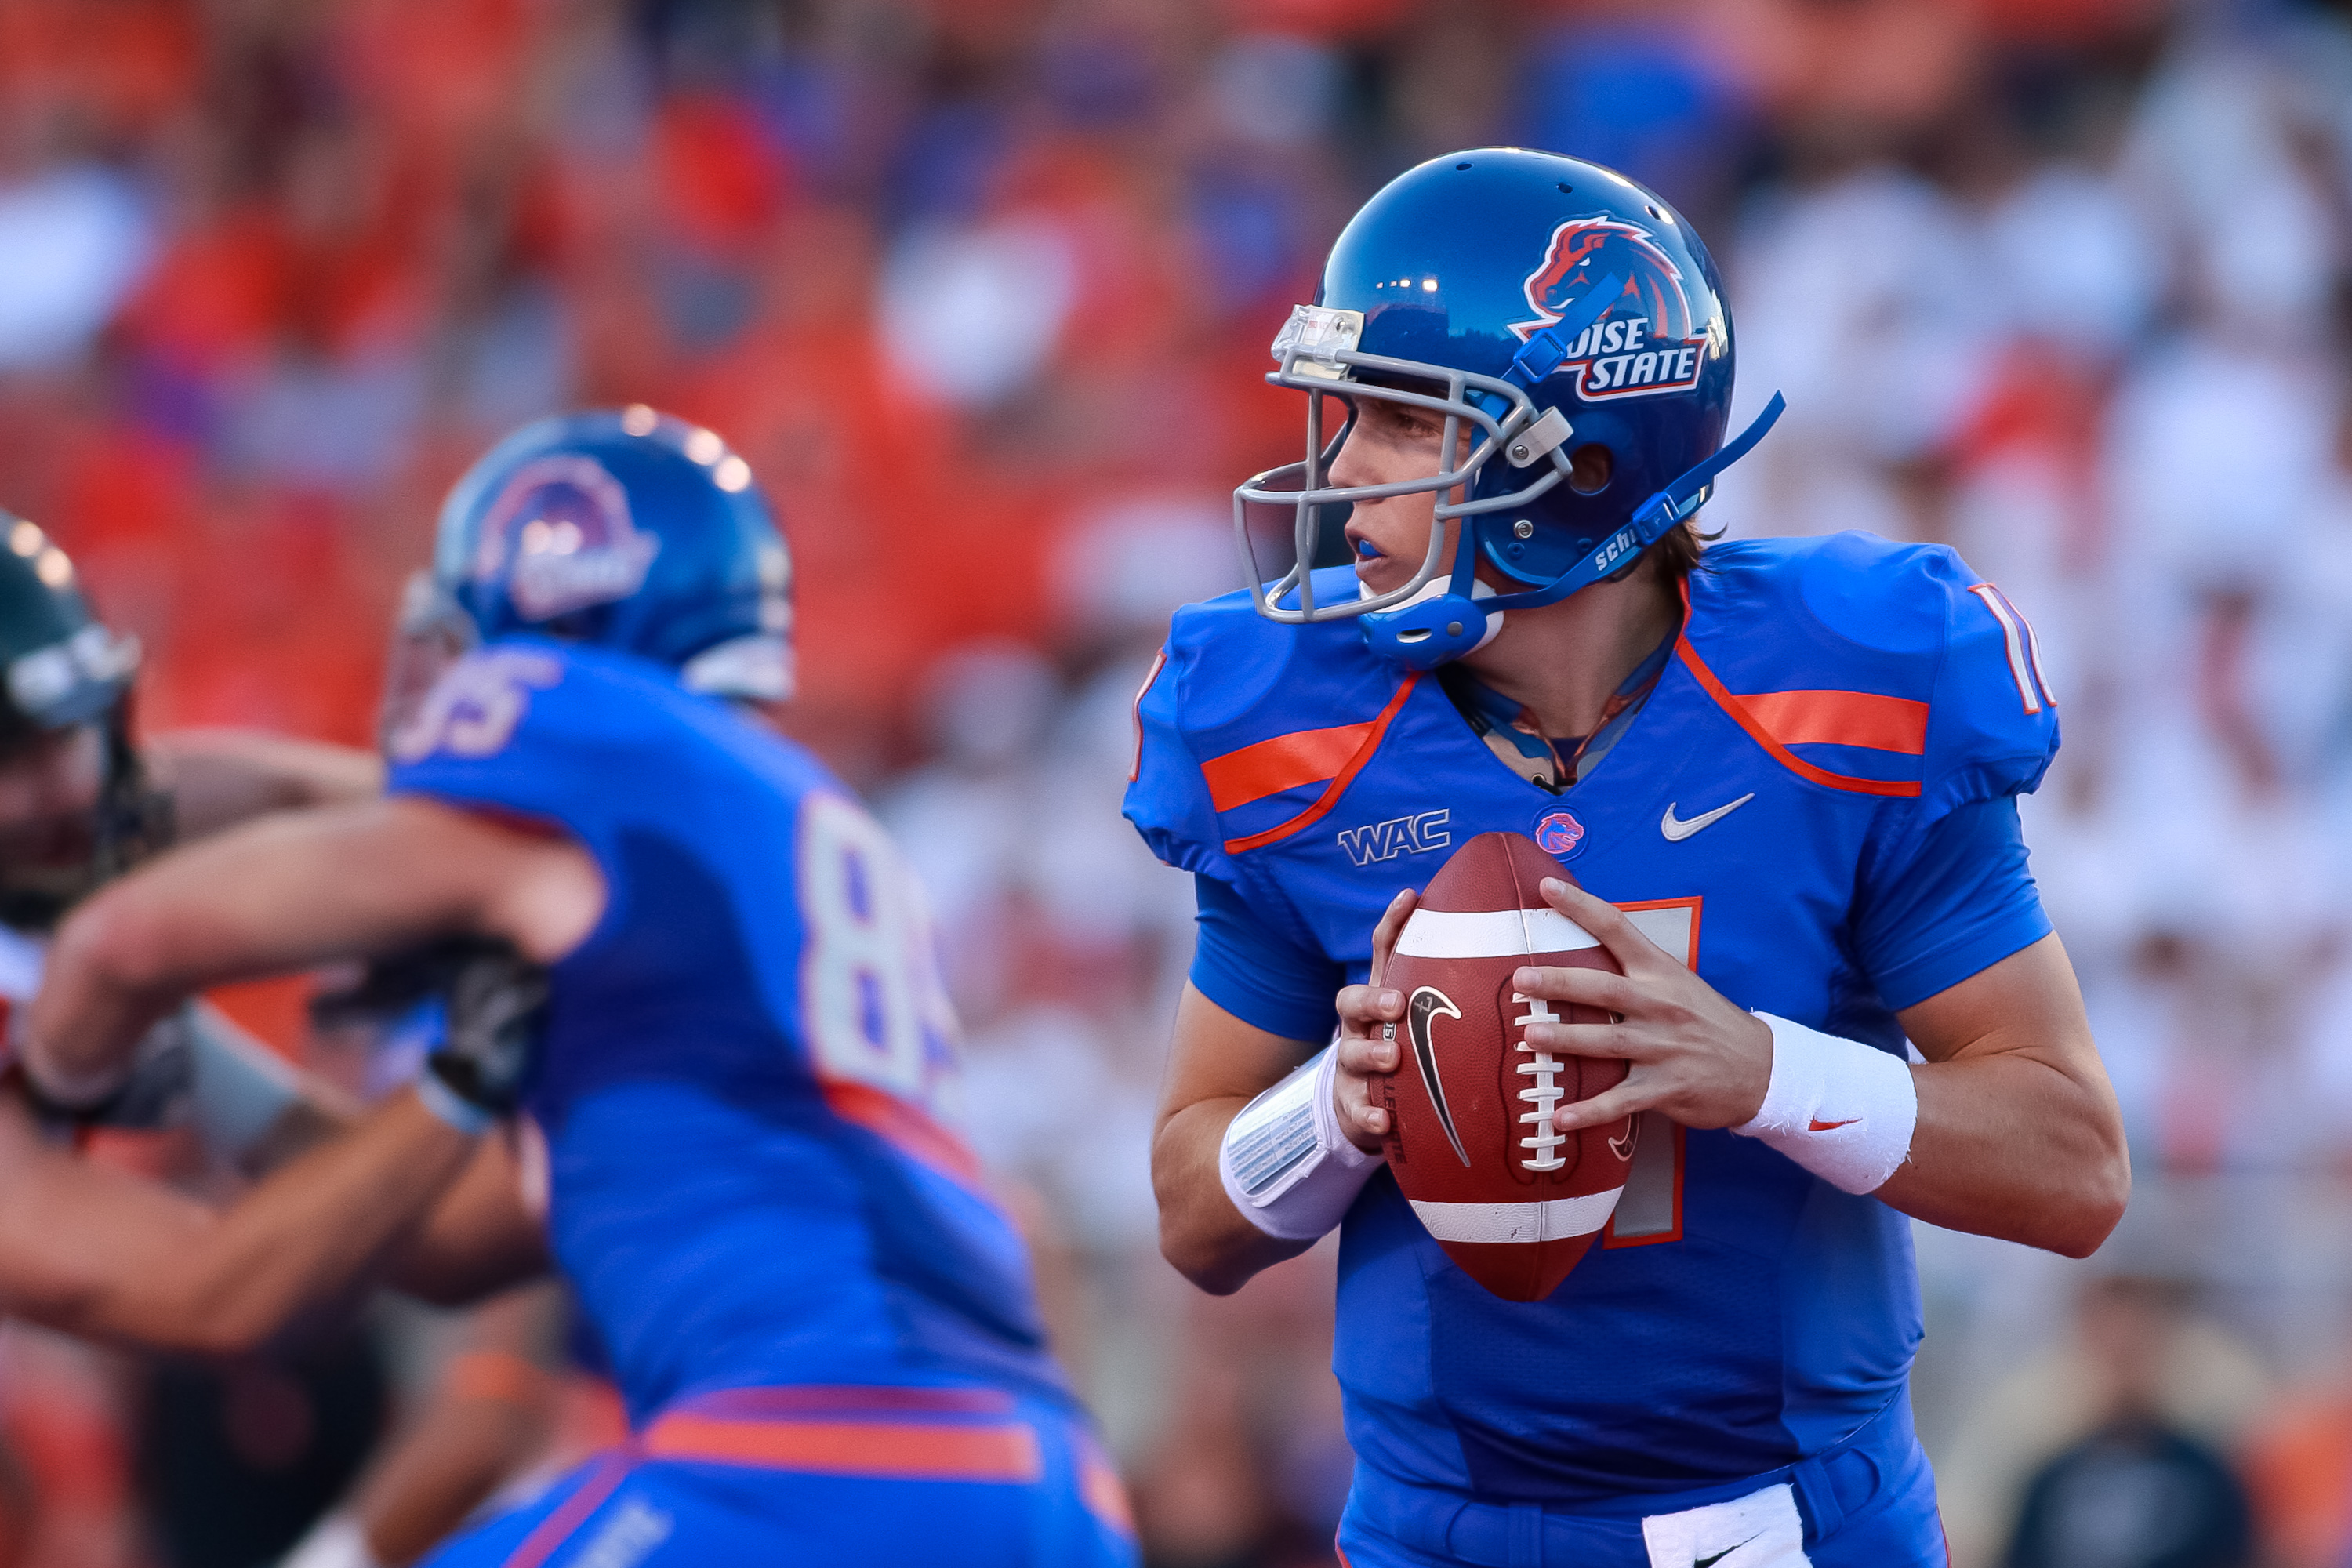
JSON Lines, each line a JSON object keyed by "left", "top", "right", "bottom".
{"left": 1129, "top": 151, "right": 2128, "bottom": 1567}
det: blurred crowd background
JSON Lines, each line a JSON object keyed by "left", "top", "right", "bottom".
{"left": 4, "top": 0, "right": 2352, "bottom": 1564}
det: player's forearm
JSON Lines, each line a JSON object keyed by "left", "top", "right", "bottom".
{"left": 67, "top": 1091, "right": 478, "bottom": 1354}
{"left": 1874, "top": 1051, "right": 2129, "bottom": 1257}
{"left": 390, "top": 1137, "right": 553, "bottom": 1307}
{"left": 1152, "top": 1099, "right": 1314, "bottom": 1294}
{"left": 29, "top": 806, "right": 485, "bottom": 1092}
{"left": 149, "top": 729, "right": 384, "bottom": 837}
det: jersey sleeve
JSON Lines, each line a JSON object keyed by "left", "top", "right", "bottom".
{"left": 1122, "top": 622, "right": 1236, "bottom": 884}
{"left": 1917, "top": 558, "right": 2060, "bottom": 826}
{"left": 1852, "top": 554, "right": 2062, "bottom": 1007}
{"left": 1850, "top": 796, "right": 2053, "bottom": 1011}
{"left": 1190, "top": 873, "right": 1345, "bottom": 1044}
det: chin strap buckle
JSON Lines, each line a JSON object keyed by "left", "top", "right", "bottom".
{"left": 1628, "top": 393, "right": 1787, "bottom": 531}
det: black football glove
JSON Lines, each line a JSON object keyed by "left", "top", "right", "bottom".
{"left": 420, "top": 941, "right": 550, "bottom": 1120}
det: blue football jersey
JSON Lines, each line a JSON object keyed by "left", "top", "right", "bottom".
{"left": 388, "top": 640, "right": 1068, "bottom": 1423}
{"left": 1125, "top": 532, "right": 2060, "bottom": 1503}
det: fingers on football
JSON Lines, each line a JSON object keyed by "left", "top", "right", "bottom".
{"left": 1336, "top": 1027, "right": 1399, "bottom": 1076}
{"left": 1335, "top": 982, "right": 1404, "bottom": 1028}
{"left": 1537, "top": 877, "right": 1668, "bottom": 973}
{"left": 1522, "top": 1022, "right": 1642, "bottom": 1060}
{"left": 1512, "top": 964, "right": 1640, "bottom": 1016}
{"left": 1367, "top": 888, "right": 1417, "bottom": 984}
{"left": 1553, "top": 1082, "right": 1646, "bottom": 1131}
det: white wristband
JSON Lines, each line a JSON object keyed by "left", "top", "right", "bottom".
{"left": 1219, "top": 1044, "right": 1383, "bottom": 1241}
{"left": 1732, "top": 1012, "right": 1917, "bottom": 1196}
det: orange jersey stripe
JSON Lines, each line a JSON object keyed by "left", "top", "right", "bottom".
{"left": 1223, "top": 673, "right": 1422, "bottom": 855}
{"left": 641, "top": 1414, "right": 1044, "bottom": 1483}
{"left": 1675, "top": 583, "right": 1921, "bottom": 800}
{"left": 1201, "top": 720, "right": 1378, "bottom": 813}
{"left": 1736, "top": 688, "right": 1929, "bottom": 756}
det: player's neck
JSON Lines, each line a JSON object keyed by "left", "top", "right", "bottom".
{"left": 1457, "top": 561, "right": 1680, "bottom": 740}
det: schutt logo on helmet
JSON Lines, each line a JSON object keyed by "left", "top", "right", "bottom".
{"left": 470, "top": 455, "right": 662, "bottom": 623}
{"left": 1512, "top": 218, "right": 1711, "bottom": 404}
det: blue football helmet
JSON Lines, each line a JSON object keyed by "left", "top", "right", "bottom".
{"left": 1233, "top": 147, "right": 1783, "bottom": 668}
{"left": 398, "top": 407, "right": 793, "bottom": 719}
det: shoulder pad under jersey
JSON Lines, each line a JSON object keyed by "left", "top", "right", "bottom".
{"left": 1124, "top": 568, "right": 1406, "bottom": 882}
{"left": 384, "top": 640, "right": 685, "bottom": 829}
{"left": 1680, "top": 532, "right": 2059, "bottom": 822}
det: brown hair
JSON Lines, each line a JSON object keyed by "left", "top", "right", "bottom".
{"left": 1604, "top": 520, "right": 1708, "bottom": 586}
{"left": 1657, "top": 520, "right": 1709, "bottom": 578}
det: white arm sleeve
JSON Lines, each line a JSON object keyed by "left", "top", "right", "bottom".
{"left": 1218, "top": 1044, "right": 1384, "bottom": 1242}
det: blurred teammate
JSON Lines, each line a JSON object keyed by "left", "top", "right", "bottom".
{"left": 1131, "top": 151, "right": 2129, "bottom": 1567}
{"left": 27, "top": 408, "right": 1135, "bottom": 1567}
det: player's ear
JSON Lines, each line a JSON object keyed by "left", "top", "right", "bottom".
{"left": 1567, "top": 445, "right": 1613, "bottom": 495}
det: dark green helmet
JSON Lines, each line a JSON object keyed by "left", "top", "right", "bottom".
{"left": 0, "top": 512, "right": 162, "bottom": 927}
{"left": 0, "top": 514, "right": 140, "bottom": 746}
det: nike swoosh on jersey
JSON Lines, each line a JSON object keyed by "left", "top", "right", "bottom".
{"left": 1693, "top": 1537, "right": 1761, "bottom": 1568}
{"left": 1809, "top": 1117, "right": 1858, "bottom": 1132}
{"left": 1406, "top": 986, "right": 1471, "bottom": 1167}
{"left": 1660, "top": 793, "right": 1755, "bottom": 841}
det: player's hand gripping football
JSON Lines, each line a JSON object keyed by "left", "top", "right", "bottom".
{"left": 1330, "top": 888, "right": 1419, "bottom": 1152}
{"left": 1516, "top": 877, "right": 1775, "bottom": 1134}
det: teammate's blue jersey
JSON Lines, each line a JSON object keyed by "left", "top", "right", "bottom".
{"left": 1126, "top": 532, "right": 2060, "bottom": 1504}
{"left": 388, "top": 640, "right": 1068, "bottom": 1423}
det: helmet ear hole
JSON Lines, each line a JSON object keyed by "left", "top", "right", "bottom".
{"left": 1567, "top": 444, "right": 1614, "bottom": 495}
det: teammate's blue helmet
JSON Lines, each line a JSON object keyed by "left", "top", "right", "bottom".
{"left": 422, "top": 406, "right": 793, "bottom": 701}
{"left": 1235, "top": 148, "right": 1784, "bottom": 668}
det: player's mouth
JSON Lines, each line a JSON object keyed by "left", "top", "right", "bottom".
{"left": 1345, "top": 527, "right": 1384, "bottom": 566}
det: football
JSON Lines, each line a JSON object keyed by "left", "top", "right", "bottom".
{"left": 1379, "top": 831, "right": 1634, "bottom": 1302}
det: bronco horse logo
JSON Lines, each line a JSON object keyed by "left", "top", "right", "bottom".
{"left": 1512, "top": 218, "right": 1710, "bottom": 402}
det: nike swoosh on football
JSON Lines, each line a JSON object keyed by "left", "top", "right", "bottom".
{"left": 1693, "top": 1537, "right": 1761, "bottom": 1568}
{"left": 1660, "top": 793, "right": 1755, "bottom": 841}
{"left": 1406, "top": 987, "right": 1472, "bottom": 1167}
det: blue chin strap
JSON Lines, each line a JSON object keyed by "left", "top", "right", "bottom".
{"left": 1359, "top": 388, "right": 1787, "bottom": 671}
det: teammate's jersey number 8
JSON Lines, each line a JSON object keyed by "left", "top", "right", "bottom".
{"left": 795, "top": 794, "right": 963, "bottom": 1123}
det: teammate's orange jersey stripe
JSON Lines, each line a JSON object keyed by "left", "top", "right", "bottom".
{"left": 819, "top": 1081, "right": 989, "bottom": 1192}
{"left": 641, "top": 1414, "right": 1044, "bottom": 1483}
{"left": 1201, "top": 720, "right": 1379, "bottom": 812}
{"left": 1736, "top": 688, "right": 1929, "bottom": 755}
{"left": 1223, "top": 673, "right": 1422, "bottom": 855}
{"left": 501, "top": 1452, "right": 633, "bottom": 1568}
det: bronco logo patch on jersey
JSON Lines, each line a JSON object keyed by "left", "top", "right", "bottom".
{"left": 1511, "top": 218, "right": 1709, "bottom": 403}
{"left": 1532, "top": 809, "right": 1586, "bottom": 858}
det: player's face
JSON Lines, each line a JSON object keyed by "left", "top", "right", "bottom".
{"left": 1331, "top": 391, "right": 1472, "bottom": 597}
{"left": 0, "top": 724, "right": 105, "bottom": 875}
